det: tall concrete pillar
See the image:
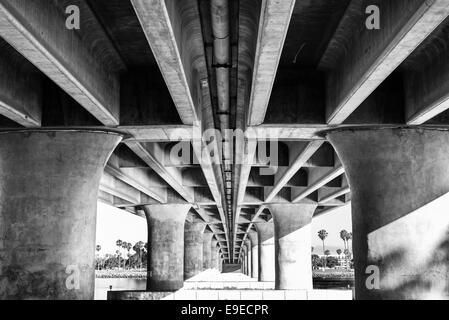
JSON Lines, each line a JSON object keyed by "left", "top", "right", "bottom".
{"left": 184, "top": 222, "right": 206, "bottom": 280}
{"left": 210, "top": 238, "right": 218, "bottom": 269}
{"left": 142, "top": 204, "right": 191, "bottom": 292}
{"left": 244, "top": 240, "right": 252, "bottom": 277}
{"left": 0, "top": 129, "right": 122, "bottom": 300}
{"left": 242, "top": 245, "right": 248, "bottom": 275}
{"left": 256, "top": 221, "right": 275, "bottom": 281}
{"left": 267, "top": 204, "right": 317, "bottom": 290}
{"left": 218, "top": 252, "right": 223, "bottom": 272}
{"left": 202, "top": 231, "right": 213, "bottom": 270}
{"left": 326, "top": 126, "right": 449, "bottom": 300}
{"left": 247, "top": 231, "right": 259, "bottom": 279}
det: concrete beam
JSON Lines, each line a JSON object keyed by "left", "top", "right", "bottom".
{"left": 120, "top": 125, "right": 194, "bottom": 142}
{"left": 319, "top": 186, "right": 351, "bottom": 204}
{"left": 104, "top": 165, "right": 166, "bottom": 203}
{"left": 324, "top": 0, "right": 449, "bottom": 125}
{"left": 292, "top": 165, "right": 345, "bottom": 203}
{"left": 0, "top": 40, "right": 41, "bottom": 126}
{"left": 252, "top": 124, "right": 328, "bottom": 141}
{"left": 232, "top": 138, "right": 257, "bottom": 261}
{"left": 125, "top": 141, "right": 194, "bottom": 203}
{"left": 131, "top": 0, "right": 201, "bottom": 124}
{"left": 264, "top": 141, "right": 323, "bottom": 203}
{"left": 0, "top": 0, "right": 122, "bottom": 125}
{"left": 247, "top": 0, "right": 296, "bottom": 126}
{"left": 405, "top": 29, "right": 449, "bottom": 124}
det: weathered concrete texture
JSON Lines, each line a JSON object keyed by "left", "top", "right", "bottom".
{"left": 143, "top": 204, "right": 191, "bottom": 292}
{"left": 210, "top": 238, "right": 218, "bottom": 269}
{"left": 256, "top": 221, "right": 275, "bottom": 282}
{"left": 241, "top": 245, "right": 247, "bottom": 275}
{"left": 184, "top": 222, "right": 206, "bottom": 280}
{"left": 202, "top": 232, "right": 213, "bottom": 270}
{"left": 0, "top": 130, "right": 122, "bottom": 300}
{"left": 247, "top": 231, "right": 259, "bottom": 279}
{"left": 268, "top": 204, "right": 317, "bottom": 290}
{"left": 244, "top": 240, "right": 252, "bottom": 277}
{"left": 326, "top": 127, "right": 449, "bottom": 300}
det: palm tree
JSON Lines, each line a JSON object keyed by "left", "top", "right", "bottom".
{"left": 116, "top": 240, "right": 123, "bottom": 269}
{"left": 121, "top": 242, "right": 129, "bottom": 269}
{"left": 95, "top": 245, "right": 101, "bottom": 270}
{"left": 345, "top": 232, "right": 353, "bottom": 256}
{"left": 340, "top": 230, "right": 348, "bottom": 250}
{"left": 126, "top": 242, "right": 132, "bottom": 269}
{"left": 318, "top": 229, "right": 328, "bottom": 268}
{"left": 317, "top": 230, "right": 328, "bottom": 254}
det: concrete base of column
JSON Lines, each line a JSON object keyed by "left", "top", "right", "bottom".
{"left": 268, "top": 204, "right": 316, "bottom": 290}
{"left": 244, "top": 240, "right": 252, "bottom": 277}
{"left": 210, "top": 238, "right": 218, "bottom": 269}
{"left": 184, "top": 222, "right": 206, "bottom": 280}
{"left": 202, "top": 231, "right": 213, "bottom": 270}
{"left": 143, "top": 204, "right": 191, "bottom": 292}
{"left": 248, "top": 231, "right": 259, "bottom": 279}
{"left": 0, "top": 129, "right": 122, "bottom": 300}
{"left": 326, "top": 126, "right": 449, "bottom": 300}
{"left": 256, "top": 222, "right": 275, "bottom": 282}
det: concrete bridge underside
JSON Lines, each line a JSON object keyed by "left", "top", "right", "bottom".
{"left": 0, "top": 0, "right": 449, "bottom": 300}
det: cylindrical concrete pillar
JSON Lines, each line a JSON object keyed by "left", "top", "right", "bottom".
{"left": 217, "top": 254, "right": 221, "bottom": 272}
{"left": 268, "top": 203, "right": 317, "bottom": 290}
{"left": 326, "top": 126, "right": 449, "bottom": 300}
{"left": 256, "top": 221, "right": 275, "bottom": 282}
{"left": 210, "top": 238, "right": 218, "bottom": 269}
{"left": 143, "top": 204, "right": 191, "bottom": 291}
{"left": 0, "top": 129, "right": 122, "bottom": 300}
{"left": 202, "top": 231, "right": 213, "bottom": 270}
{"left": 244, "top": 239, "right": 252, "bottom": 277}
{"left": 247, "top": 231, "right": 259, "bottom": 279}
{"left": 218, "top": 251, "right": 223, "bottom": 272}
{"left": 184, "top": 222, "right": 206, "bottom": 280}
{"left": 242, "top": 245, "right": 247, "bottom": 275}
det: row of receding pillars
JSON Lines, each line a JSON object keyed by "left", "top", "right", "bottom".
{"left": 0, "top": 126, "right": 448, "bottom": 300}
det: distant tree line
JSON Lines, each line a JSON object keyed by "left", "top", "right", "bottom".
{"left": 313, "top": 229, "right": 353, "bottom": 270}
{"left": 95, "top": 239, "right": 147, "bottom": 270}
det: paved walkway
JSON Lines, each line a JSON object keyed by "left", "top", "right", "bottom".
{"left": 162, "top": 269, "right": 353, "bottom": 300}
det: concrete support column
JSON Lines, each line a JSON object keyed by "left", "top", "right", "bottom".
{"left": 0, "top": 129, "right": 122, "bottom": 300}
{"left": 210, "top": 238, "right": 218, "bottom": 269}
{"left": 244, "top": 240, "right": 252, "bottom": 277}
{"left": 202, "top": 231, "right": 213, "bottom": 270}
{"left": 142, "top": 204, "right": 191, "bottom": 292}
{"left": 218, "top": 252, "right": 223, "bottom": 272}
{"left": 184, "top": 222, "right": 206, "bottom": 280}
{"left": 256, "top": 221, "right": 275, "bottom": 281}
{"left": 326, "top": 127, "right": 449, "bottom": 300}
{"left": 248, "top": 231, "right": 259, "bottom": 279}
{"left": 267, "top": 204, "right": 317, "bottom": 290}
{"left": 242, "top": 245, "right": 248, "bottom": 275}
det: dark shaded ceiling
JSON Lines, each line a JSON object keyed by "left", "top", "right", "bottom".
{"left": 86, "top": 0, "right": 157, "bottom": 68}
{"left": 279, "top": 0, "right": 350, "bottom": 69}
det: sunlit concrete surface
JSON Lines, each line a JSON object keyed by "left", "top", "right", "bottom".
{"left": 105, "top": 270, "right": 352, "bottom": 300}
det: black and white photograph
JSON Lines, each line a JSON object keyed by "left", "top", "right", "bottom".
{"left": 0, "top": 0, "right": 448, "bottom": 307}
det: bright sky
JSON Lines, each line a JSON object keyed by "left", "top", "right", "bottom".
{"left": 311, "top": 204, "right": 352, "bottom": 254}
{"left": 95, "top": 202, "right": 147, "bottom": 255}
{"left": 96, "top": 202, "right": 352, "bottom": 256}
